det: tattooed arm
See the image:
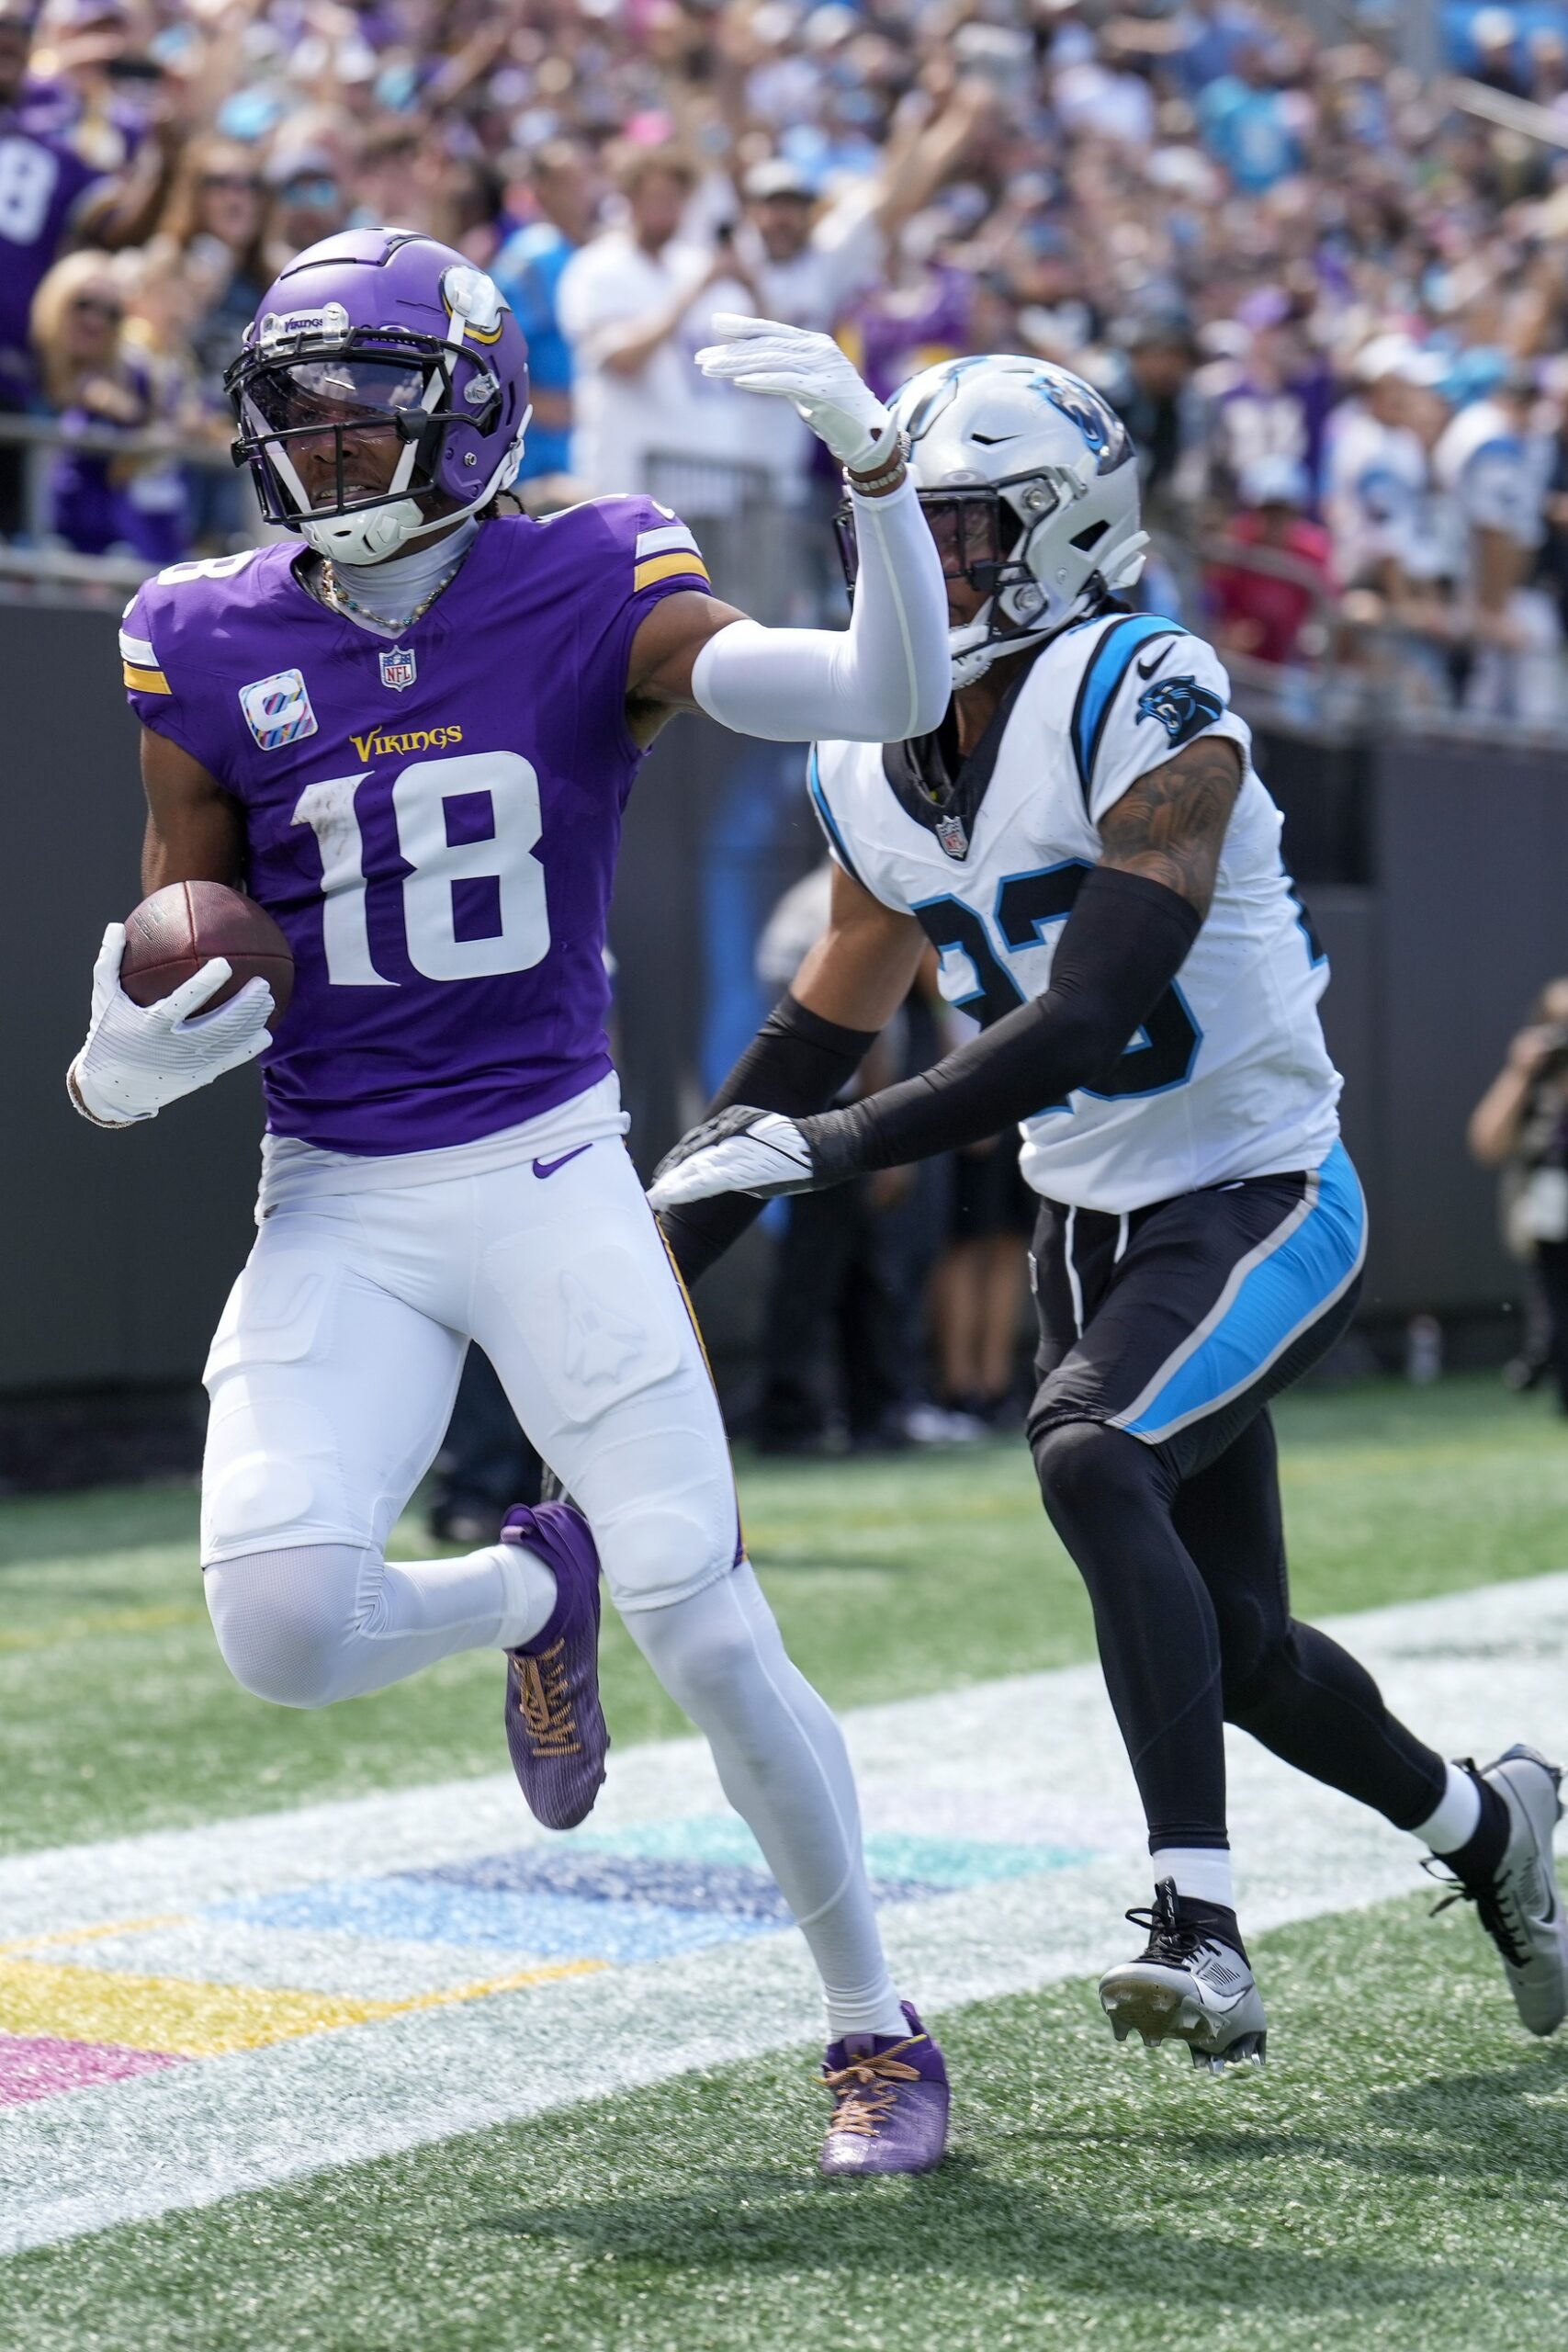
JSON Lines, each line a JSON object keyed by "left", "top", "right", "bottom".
{"left": 1096, "top": 735, "right": 1243, "bottom": 916}
{"left": 650, "top": 742, "right": 1237, "bottom": 1203}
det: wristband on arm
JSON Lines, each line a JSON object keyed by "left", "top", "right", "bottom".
{"left": 802, "top": 865, "right": 1201, "bottom": 1182}
{"left": 657, "top": 990, "right": 878, "bottom": 1283}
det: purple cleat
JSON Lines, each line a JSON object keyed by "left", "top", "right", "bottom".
{"left": 500, "top": 1502, "right": 609, "bottom": 1831}
{"left": 819, "top": 2002, "right": 950, "bottom": 2177}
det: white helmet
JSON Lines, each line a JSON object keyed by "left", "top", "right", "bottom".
{"left": 874, "top": 355, "right": 1148, "bottom": 687}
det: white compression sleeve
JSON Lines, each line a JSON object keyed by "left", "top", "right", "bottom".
{"left": 626, "top": 1563, "right": 905, "bottom": 2038}
{"left": 690, "top": 475, "right": 950, "bottom": 744}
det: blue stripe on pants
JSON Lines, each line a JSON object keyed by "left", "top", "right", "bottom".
{"left": 1114, "top": 1141, "right": 1367, "bottom": 1443}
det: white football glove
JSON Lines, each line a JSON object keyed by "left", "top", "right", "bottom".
{"left": 649, "top": 1107, "right": 819, "bottom": 1207}
{"left": 694, "top": 313, "right": 898, "bottom": 473}
{"left": 68, "top": 921, "right": 274, "bottom": 1127}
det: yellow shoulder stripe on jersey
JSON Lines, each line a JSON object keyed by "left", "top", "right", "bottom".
{"left": 634, "top": 550, "right": 710, "bottom": 593}
{"left": 123, "top": 662, "right": 172, "bottom": 695}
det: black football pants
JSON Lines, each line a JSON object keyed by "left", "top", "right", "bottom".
{"left": 1026, "top": 1165, "right": 1447, "bottom": 1854}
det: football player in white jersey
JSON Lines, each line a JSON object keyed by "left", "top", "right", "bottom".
{"left": 652, "top": 354, "right": 1568, "bottom": 2072}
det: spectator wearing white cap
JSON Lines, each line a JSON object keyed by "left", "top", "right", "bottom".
{"left": 1436, "top": 361, "right": 1562, "bottom": 724}
{"left": 1324, "top": 334, "right": 1430, "bottom": 602}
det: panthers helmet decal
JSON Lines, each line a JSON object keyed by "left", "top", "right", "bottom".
{"left": 1031, "top": 369, "right": 1128, "bottom": 473}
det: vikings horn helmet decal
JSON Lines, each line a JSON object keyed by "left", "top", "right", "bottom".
{"left": 226, "top": 229, "right": 533, "bottom": 564}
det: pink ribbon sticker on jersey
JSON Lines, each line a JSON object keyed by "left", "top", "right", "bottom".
{"left": 240, "top": 668, "right": 318, "bottom": 752}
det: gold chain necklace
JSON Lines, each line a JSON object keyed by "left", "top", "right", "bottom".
{"left": 319, "top": 559, "right": 453, "bottom": 636}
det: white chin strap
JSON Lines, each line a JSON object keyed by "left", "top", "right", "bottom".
{"left": 256, "top": 362, "right": 530, "bottom": 563}
{"left": 946, "top": 530, "right": 1151, "bottom": 688}
{"left": 298, "top": 494, "right": 427, "bottom": 563}
{"left": 949, "top": 610, "right": 1054, "bottom": 689}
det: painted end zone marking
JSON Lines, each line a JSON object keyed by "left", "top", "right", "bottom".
{"left": 0, "top": 1572, "right": 1562, "bottom": 2258}
{"left": 0, "top": 2035, "right": 184, "bottom": 2107}
{"left": 415, "top": 1848, "right": 940, "bottom": 1917}
{"left": 0, "top": 1956, "right": 605, "bottom": 2058}
{"left": 223, "top": 1879, "right": 783, "bottom": 1963}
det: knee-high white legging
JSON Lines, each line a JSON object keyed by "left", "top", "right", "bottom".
{"left": 205, "top": 1544, "right": 901, "bottom": 2037}
{"left": 199, "top": 1099, "right": 903, "bottom": 2037}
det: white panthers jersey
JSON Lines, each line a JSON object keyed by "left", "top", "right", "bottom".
{"left": 809, "top": 609, "right": 1342, "bottom": 1215}
{"left": 1435, "top": 397, "right": 1550, "bottom": 555}
{"left": 1324, "top": 404, "right": 1429, "bottom": 585}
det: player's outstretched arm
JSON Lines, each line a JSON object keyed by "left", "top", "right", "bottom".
{"left": 655, "top": 864, "right": 925, "bottom": 1286}
{"left": 626, "top": 316, "right": 950, "bottom": 747}
{"left": 649, "top": 739, "right": 1242, "bottom": 1207}
{"left": 66, "top": 729, "right": 271, "bottom": 1129}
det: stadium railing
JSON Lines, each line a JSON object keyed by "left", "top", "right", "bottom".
{"left": 644, "top": 449, "right": 838, "bottom": 627}
{"left": 0, "top": 426, "right": 833, "bottom": 625}
{"left": 1188, "top": 532, "right": 1568, "bottom": 746}
{"left": 3, "top": 411, "right": 1565, "bottom": 741}
{"left": 0, "top": 409, "right": 234, "bottom": 605}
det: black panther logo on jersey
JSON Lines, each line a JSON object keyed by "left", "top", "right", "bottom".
{"left": 1031, "top": 370, "right": 1129, "bottom": 474}
{"left": 1134, "top": 674, "right": 1225, "bottom": 750}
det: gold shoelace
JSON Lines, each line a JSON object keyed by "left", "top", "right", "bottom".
{"left": 822, "top": 2033, "right": 925, "bottom": 2140}
{"left": 513, "top": 1639, "right": 582, "bottom": 1758}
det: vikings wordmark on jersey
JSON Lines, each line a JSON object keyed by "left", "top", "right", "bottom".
{"left": 118, "top": 499, "right": 711, "bottom": 1156}
{"left": 809, "top": 609, "right": 1341, "bottom": 1215}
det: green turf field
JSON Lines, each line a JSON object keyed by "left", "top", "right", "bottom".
{"left": 2, "top": 1375, "right": 1566, "bottom": 2349}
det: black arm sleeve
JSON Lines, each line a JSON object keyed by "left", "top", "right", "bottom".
{"left": 657, "top": 991, "right": 878, "bottom": 1284}
{"left": 805, "top": 865, "right": 1201, "bottom": 1181}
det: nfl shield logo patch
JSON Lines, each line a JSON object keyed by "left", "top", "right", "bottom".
{"left": 935, "top": 811, "right": 969, "bottom": 861}
{"left": 379, "top": 645, "right": 417, "bottom": 692}
{"left": 239, "top": 669, "right": 317, "bottom": 752}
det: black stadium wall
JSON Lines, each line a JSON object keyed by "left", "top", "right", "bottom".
{"left": 0, "top": 596, "right": 1557, "bottom": 1398}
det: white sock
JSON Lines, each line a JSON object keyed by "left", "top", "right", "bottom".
{"left": 490, "top": 1540, "right": 559, "bottom": 1652}
{"left": 626, "top": 1564, "right": 907, "bottom": 2041}
{"left": 206, "top": 1540, "right": 554, "bottom": 1708}
{"left": 1414, "top": 1759, "right": 1481, "bottom": 1856}
{"left": 1152, "top": 1846, "right": 1235, "bottom": 1908}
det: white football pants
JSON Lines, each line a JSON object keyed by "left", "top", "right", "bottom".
{"left": 198, "top": 1083, "right": 904, "bottom": 2036}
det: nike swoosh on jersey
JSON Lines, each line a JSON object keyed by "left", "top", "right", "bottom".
{"left": 1136, "top": 640, "right": 1179, "bottom": 680}
{"left": 533, "top": 1145, "right": 593, "bottom": 1179}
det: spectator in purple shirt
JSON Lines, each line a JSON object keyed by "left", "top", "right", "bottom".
{"left": 0, "top": 0, "right": 175, "bottom": 526}
{"left": 30, "top": 243, "right": 184, "bottom": 562}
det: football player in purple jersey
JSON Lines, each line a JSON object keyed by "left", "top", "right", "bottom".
{"left": 65, "top": 229, "right": 953, "bottom": 2177}
{"left": 0, "top": 0, "right": 175, "bottom": 429}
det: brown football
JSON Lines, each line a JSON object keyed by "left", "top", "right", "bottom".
{"left": 118, "top": 881, "right": 294, "bottom": 1035}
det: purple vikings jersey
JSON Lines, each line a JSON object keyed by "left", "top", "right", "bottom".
{"left": 0, "top": 120, "right": 106, "bottom": 402}
{"left": 120, "top": 500, "right": 711, "bottom": 1153}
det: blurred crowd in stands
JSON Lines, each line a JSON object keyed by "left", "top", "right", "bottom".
{"left": 7, "top": 0, "right": 1568, "bottom": 724}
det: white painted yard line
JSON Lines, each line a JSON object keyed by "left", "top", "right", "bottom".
{"left": 0, "top": 1573, "right": 1564, "bottom": 2258}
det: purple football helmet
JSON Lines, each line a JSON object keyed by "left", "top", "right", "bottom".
{"left": 226, "top": 227, "right": 532, "bottom": 563}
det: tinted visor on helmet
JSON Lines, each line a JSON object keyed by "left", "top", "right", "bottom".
{"left": 835, "top": 487, "right": 1029, "bottom": 597}
{"left": 234, "top": 343, "right": 448, "bottom": 526}
{"left": 243, "top": 355, "right": 432, "bottom": 437}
